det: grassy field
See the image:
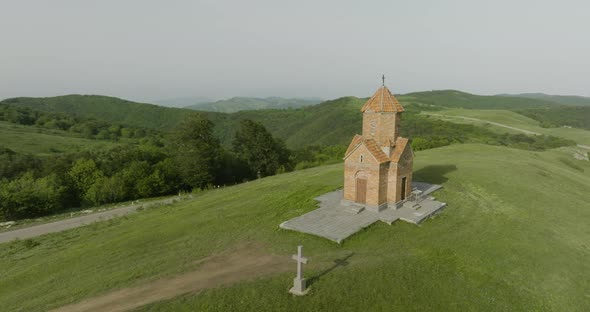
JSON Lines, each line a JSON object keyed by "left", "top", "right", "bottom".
{"left": 0, "top": 121, "right": 119, "bottom": 156}
{"left": 422, "top": 109, "right": 590, "bottom": 145}
{"left": 1, "top": 144, "right": 589, "bottom": 311}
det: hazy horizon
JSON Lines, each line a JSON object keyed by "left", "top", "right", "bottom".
{"left": 2, "top": 0, "right": 589, "bottom": 102}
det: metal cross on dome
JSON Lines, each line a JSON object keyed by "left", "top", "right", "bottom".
{"left": 382, "top": 74, "right": 385, "bottom": 86}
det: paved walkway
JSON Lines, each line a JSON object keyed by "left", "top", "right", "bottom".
{"left": 280, "top": 182, "right": 446, "bottom": 243}
{"left": 0, "top": 197, "right": 183, "bottom": 244}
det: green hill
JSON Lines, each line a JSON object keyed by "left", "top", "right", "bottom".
{"left": 503, "top": 93, "right": 590, "bottom": 106}
{"left": 0, "top": 95, "right": 192, "bottom": 130}
{"left": 185, "top": 96, "right": 322, "bottom": 113}
{"left": 423, "top": 108, "right": 590, "bottom": 145}
{"left": 151, "top": 96, "right": 214, "bottom": 108}
{"left": 403, "top": 90, "right": 560, "bottom": 110}
{"left": 203, "top": 96, "right": 364, "bottom": 148}
{"left": 3, "top": 91, "right": 582, "bottom": 151}
{"left": 0, "top": 121, "right": 120, "bottom": 156}
{"left": 1, "top": 144, "right": 589, "bottom": 311}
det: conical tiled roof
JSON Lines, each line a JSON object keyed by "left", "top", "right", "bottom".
{"left": 360, "top": 86, "right": 404, "bottom": 113}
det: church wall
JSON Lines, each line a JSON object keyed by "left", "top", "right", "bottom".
{"left": 387, "top": 148, "right": 414, "bottom": 202}
{"left": 398, "top": 165, "right": 413, "bottom": 201}
{"left": 343, "top": 145, "right": 381, "bottom": 206}
{"left": 395, "top": 114, "right": 401, "bottom": 142}
{"left": 376, "top": 113, "right": 398, "bottom": 146}
{"left": 378, "top": 163, "right": 389, "bottom": 204}
{"left": 366, "top": 170, "right": 381, "bottom": 206}
{"left": 387, "top": 164, "right": 399, "bottom": 203}
{"left": 362, "top": 112, "right": 399, "bottom": 146}
{"left": 362, "top": 112, "right": 378, "bottom": 140}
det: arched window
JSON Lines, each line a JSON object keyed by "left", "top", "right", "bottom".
{"left": 360, "top": 155, "right": 364, "bottom": 163}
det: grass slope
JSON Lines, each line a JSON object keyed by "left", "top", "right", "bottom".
{"left": 1, "top": 144, "right": 589, "bottom": 311}
{"left": 423, "top": 109, "right": 590, "bottom": 145}
{"left": 0, "top": 121, "right": 119, "bottom": 156}
{"left": 186, "top": 97, "right": 321, "bottom": 113}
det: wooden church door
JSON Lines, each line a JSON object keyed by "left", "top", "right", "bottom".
{"left": 356, "top": 179, "right": 367, "bottom": 204}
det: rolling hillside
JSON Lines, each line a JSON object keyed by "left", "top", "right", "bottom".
{"left": 422, "top": 108, "right": 590, "bottom": 146}
{"left": 0, "top": 121, "right": 120, "bottom": 156}
{"left": 0, "top": 95, "right": 192, "bottom": 130}
{"left": 403, "top": 90, "right": 560, "bottom": 110}
{"left": 3, "top": 90, "right": 585, "bottom": 150}
{"left": 1, "top": 144, "right": 588, "bottom": 311}
{"left": 151, "top": 96, "right": 214, "bottom": 108}
{"left": 185, "top": 96, "right": 322, "bottom": 113}
{"left": 519, "top": 106, "right": 590, "bottom": 131}
{"left": 503, "top": 93, "right": 590, "bottom": 106}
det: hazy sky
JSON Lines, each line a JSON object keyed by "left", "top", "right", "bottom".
{"left": 1, "top": 0, "right": 589, "bottom": 102}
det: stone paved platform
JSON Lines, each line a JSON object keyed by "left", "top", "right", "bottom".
{"left": 279, "top": 182, "right": 446, "bottom": 243}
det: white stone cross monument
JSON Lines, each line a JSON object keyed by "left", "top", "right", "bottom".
{"left": 289, "top": 245, "right": 310, "bottom": 295}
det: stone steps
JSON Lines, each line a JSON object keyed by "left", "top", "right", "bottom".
{"left": 345, "top": 205, "right": 365, "bottom": 214}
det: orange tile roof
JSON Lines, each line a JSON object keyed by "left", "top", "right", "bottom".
{"left": 343, "top": 135, "right": 390, "bottom": 164}
{"left": 391, "top": 137, "right": 410, "bottom": 162}
{"left": 364, "top": 139, "right": 390, "bottom": 163}
{"left": 361, "top": 86, "right": 404, "bottom": 113}
{"left": 345, "top": 134, "right": 363, "bottom": 157}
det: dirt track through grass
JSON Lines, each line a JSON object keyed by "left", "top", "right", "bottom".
{"left": 52, "top": 244, "right": 289, "bottom": 312}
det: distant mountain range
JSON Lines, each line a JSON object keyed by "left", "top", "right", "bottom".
{"left": 183, "top": 96, "right": 323, "bottom": 113}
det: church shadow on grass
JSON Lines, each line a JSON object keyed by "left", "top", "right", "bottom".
{"left": 308, "top": 253, "right": 355, "bottom": 287}
{"left": 413, "top": 164, "right": 457, "bottom": 185}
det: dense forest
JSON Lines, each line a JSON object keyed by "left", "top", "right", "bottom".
{"left": 0, "top": 94, "right": 577, "bottom": 221}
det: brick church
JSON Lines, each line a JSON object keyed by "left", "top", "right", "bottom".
{"left": 342, "top": 82, "right": 414, "bottom": 211}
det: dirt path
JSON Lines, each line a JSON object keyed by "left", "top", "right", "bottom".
{"left": 52, "top": 245, "right": 290, "bottom": 312}
{"left": 0, "top": 197, "right": 181, "bottom": 244}
{"left": 425, "top": 113, "right": 542, "bottom": 135}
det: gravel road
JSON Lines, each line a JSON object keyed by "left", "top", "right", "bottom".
{"left": 425, "top": 113, "right": 542, "bottom": 135}
{"left": 0, "top": 197, "right": 180, "bottom": 244}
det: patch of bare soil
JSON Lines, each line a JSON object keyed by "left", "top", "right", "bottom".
{"left": 52, "top": 244, "right": 289, "bottom": 312}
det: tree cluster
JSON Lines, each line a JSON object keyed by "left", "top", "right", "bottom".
{"left": 0, "top": 114, "right": 293, "bottom": 221}
{"left": 0, "top": 104, "right": 156, "bottom": 140}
